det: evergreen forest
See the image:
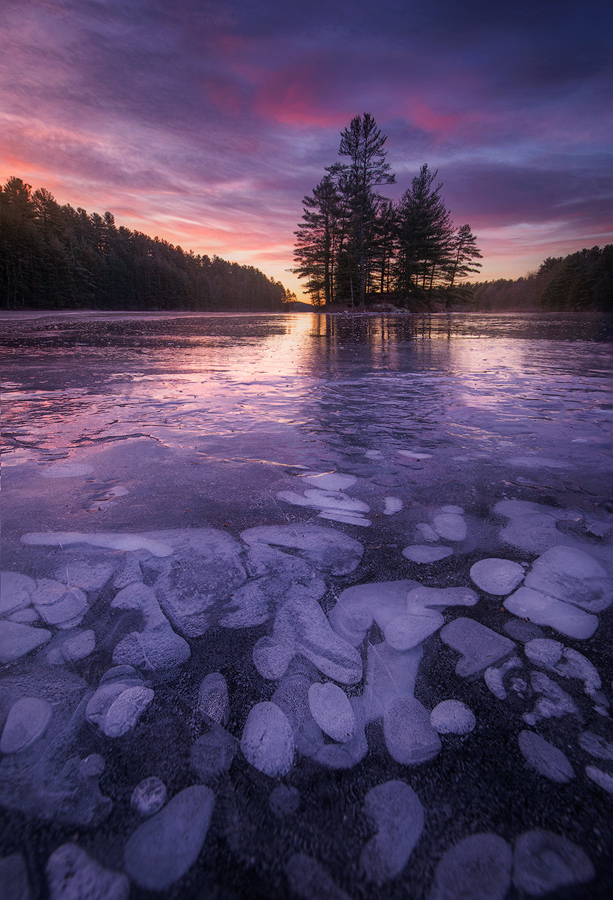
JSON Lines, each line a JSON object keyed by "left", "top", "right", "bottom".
{"left": 293, "top": 113, "right": 482, "bottom": 308}
{"left": 0, "top": 177, "right": 291, "bottom": 312}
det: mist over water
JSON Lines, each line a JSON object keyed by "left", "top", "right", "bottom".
{"left": 1, "top": 312, "right": 612, "bottom": 899}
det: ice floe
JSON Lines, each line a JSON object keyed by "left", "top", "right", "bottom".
{"left": 46, "top": 844, "right": 129, "bottom": 900}
{"left": 402, "top": 545, "right": 453, "bottom": 563}
{"left": 433, "top": 513, "right": 467, "bottom": 541}
{"left": 241, "top": 525, "right": 363, "bottom": 575}
{"left": 415, "top": 523, "right": 439, "bottom": 542}
{"left": 579, "top": 731, "right": 613, "bottom": 761}
{"left": 359, "top": 780, "right": 424, "bottom": 883}
{"left": 198, "top": 672, "right": 230, "bottom": 725}
{"left": 484, "top": 657, "right": 522, "bottom": 700}
{"left": 0, "top": 621, "right": 52, "bottom": 663}
{"left": 440, "top": 618, "right": 516, "bottom": 677}
{"left": 430, "top": 700, "right": 475, "bottom": 735}
{"left": 85, "top": 666, "right": 154, "bottom": 738}
{"left": 46, "top": 629, "right": 96, "bottom": 665}
{"left": 383, "top": 696, "right": 441, "bottom": 764}
{"left": 523, "top": 673, "right": 578, "bottom": 726}
{"left": 585, "top": 765, "right": 613, "bottom": 794}
{"left": 524, "top": 639, "right": 603, "bottom": 703}
{"left": 504, "top": 587, "right": 599, "bottom": 639}
{"left": 512, "top": 829, "right": 595, "bottom": 895}
{"left": 518, "top": 730, "right": 575, "bottom": 783}
{"left": 428, "top": 833, "right": 512, "bottom": 900}
{"left": 524, "top": 546, "right": 612, "bottom": 612}
{"left": 299, "top": 472, "right": 357, "bottom": 491}
{"left": 190, "top": 720, "right": 237, "bottom": 781}
{"left": 469, "top": 558, "right": 525, "bottom": 595}
{"left": 131, "top": 776, "right": 167, "bottom": 817}
{"left": 0, "top": 697, "right": 52, "bottom": 753}
{"left": 0, "top": 571, "right": 36, "bottom": 617}
{"left": 240, "top": 701, "right": 294, "bottom": 777}
{"left": 22, "top": 531, "right": 174, "bottom": 556}
{"left": 383, "top": 496, "right": 403, "bottom": 515}
{"left": 308, "top": 682, "right": 355, "bottom": 743}
{"left": 124, "top": 785, "right": 214, "bottom": 890}
{"left": 111, "top": 582, "right": 190, "bottom": 670}
{"left": 494, "top": 500, "right": 578, "bottom": 554}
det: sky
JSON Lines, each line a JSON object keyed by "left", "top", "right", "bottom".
{"left": 1, "top": 0, "right": 612, "bottom": 300}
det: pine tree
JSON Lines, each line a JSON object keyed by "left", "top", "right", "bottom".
{"left": 448, "top": 224, "right": 482, "bottom": 286}
{"left": 293, "top": 175, "right": 343, "bottom": 306}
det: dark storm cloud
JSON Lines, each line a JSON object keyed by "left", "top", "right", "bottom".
{"left": 1, "top": 0, "right": 611, "bottom": 287}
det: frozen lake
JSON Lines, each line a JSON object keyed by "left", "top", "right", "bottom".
{"left": 1, "top": 311, "right": 613, "bottom": 899}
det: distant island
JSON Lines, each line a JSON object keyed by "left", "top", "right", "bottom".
{"left": 0, "top": 177, "right": 294, "bottom": 312}
{"left": 293, "top": 113, "right": 612, "bottom": 313}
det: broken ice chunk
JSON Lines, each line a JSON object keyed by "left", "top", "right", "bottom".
{"left": 190, "top": 720, "right": 237, "bottom": 781}
{"left": 469, "top": 558, "right": 525, "bottom": 595}
{"left": 0, "top": 621, "right": 52, "bottom": 663}
{"left": 578, "top": 731, "right": 613, "bottom": 761}
{"left": 360, "top": 780, "right": 424, "bottom": 883}
{"left": 0, "top": 697, "right": 52, "bottom": 753}
{"left": 525, "top": 639, "right": 602, "bottom": 700}
{"left": 384, "top": 609, "right": 444, "bottom": 651}
{"left": 273, "top": 673, "right": 325, "bottom": 760}
{"left": 518, "top": 731, "right": 575, "bottom": 783}
{"left": 363, "top": 642, "right": 422, "bottom": 724}
{"left": 428, "top": 833, "right": 512, "bottom": 900}
{"left": 314, "top": 696, "right": 368, "bottom": 770}
{"left": 383, "top": 497, "right": 403, "bottom": 515}
{"left": 440, "top": 618, "right": 516, "bottom": 677}
{"left": 85, "top": 667, "right": 154, "bottom": 738}
{"left": 398, "top": 449, "right": 432, "bottom": 460}
{"left": 512, "top": 829, "right": 595, "bottom": 895}
{"left": 241, "top": 525, "right": 363, "bottom": 575}
{"left": 54, "top": 562, "right": 115, "bottom": 599}
{"left": 198, "top": 673, "right": 229, "bottom": 725}
{"left": 308, "top": 682, "right": 355, "bottom": 743}
{"left": 240, "top": 702, "right": 294, "bottom": 777}
{"left": 46, "top": 844, "right": 128, "bottom": 900}
{"left": 430, "top": 700, "right": 475, "bottom": 735}
{"left": 504, "top": 587, "right": 598, "bottom": 639}
{"left": 484, "top": 657, "right": 522, "bottom": 700}
{"left": 0, "top": 571, "right": 36, "bottom": 617}
{"left": 415, "top": 523, "right": 439, "bottom": 542}
{"left": 524, "top": 546, "right": 612, "bottom": 612}
{"left": 131, "top": 777, "right": 167, "bottom": 817}
{"left": 523, "top": 672, "right": 577, "bottom": 725}
{"left": 383, "top": 696, "right": 441, "bottom": 765}
{"left": 124, "top": 786, "right": 214, "bottom": 890}
{"left": 585, "top": 765, "right": 613, "bottom": 794}
{"left": 433, "top": 514, "right": 466, "bottom": 542}
{"left": 317, "top": 510, "right": 371, "bottom": 526}
{"left": 402, "top": 545, "right": 453, "bottom": 563}
{"left": 32, "top": 579, "right": 88, "bottom": 628}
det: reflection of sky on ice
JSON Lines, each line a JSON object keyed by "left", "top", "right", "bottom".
{"left": 1, "top": 312, "right": 613, "bottom": 899}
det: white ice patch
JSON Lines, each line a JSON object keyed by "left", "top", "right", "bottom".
{"left": 430, "top": 700, "right": 475, "bottom": 735}
{"left": 131, "top": 777, "right": 167, "bottom": 818}
{"left": 402, "top": 545, "right": 453, "bottom": 563}
{"left": 198, "top": 673, "right": 229, "bottom": 725}
{"left": 415, "top": 523, "right": 439, "bottom": 542}
{"left": 398, "top": 450, "right": 432, "bottom": 460}
{"left": 524, "top": 639, "right": 602, "bottom": 700}
{"left": 518, "top": 731, "right": 575, "bottom": 783}
{"left": 383, "top": 496, "right": 403, "bottom": 515}
{"left": 241, "top": 525, "right": 363, "bottom": 576}
{"left": 504, "top": 587, "right": 599, "bottom": 639}
{"left": 365, "top": 450, "right": 383, "bottom": 459}
{"left": 299, "top": 472, "right": 357, "bottom": 491}
{"left": 440, "top": 505, "right": 464, "bottom": 515}
{"left": 484, "top": 657, "right": 522, "bottom": 700}
{"left": 317, "top": 510, "right": 372, "bottom": 526}
{"left": 85, "top": 667, "right": 154, "bottom": 738}
{"left": 432, "top": 514, "right": 466, "bottom": 542}
{"left": 32, "top": 578, "right": 88, "bottom": 628}
{"left": 523, "top": 672, "right": 578, "bottom": 726}
{"left": 506, "top": 456, "right": 571, "bottom": 469}
{"left": 0, "top": 571, "right": 36, "bottom": 617}
{"left": 578, "top": 731, "right": 613, "bottom": 761}
{"left": 308, "top": 682, "right": 355, "bottom": 743}
{"left": 22, "top": 531, "right": 174, "bottom": 557}
{"left": 470, "top": 558, "right": 525, "bottom": 595}
{"left": 240, "top": 701, "right": 295, "bottom": 777}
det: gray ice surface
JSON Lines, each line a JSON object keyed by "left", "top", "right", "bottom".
{"left": 359, "top": 780, "right": 424, "bottom": 883}
{"left": 440, "top": 618, "right": 516, "bottom": 677}
{"left": 430, "top": 700, "right": 476, "bottom": 735}
{"left": 470, "top": 558, "right": 525, "bottom": 595}
{"left": 518, "top": 730, "right": 575, "bottom": 783}
{"left": 240, "top": 701, "right": 295, "bottom": 776}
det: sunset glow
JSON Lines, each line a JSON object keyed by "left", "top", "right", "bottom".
{"left": 1, "top": 0, "right": 611, "bottom": 299}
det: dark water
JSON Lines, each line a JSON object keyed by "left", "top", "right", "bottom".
{"left": 1, "top": 311, "right": 612, "bottom": 899}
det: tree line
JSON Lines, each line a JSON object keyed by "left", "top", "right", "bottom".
{"left": 470, "top": 245, "right": 613, "bottom": 311}
{"left": 0, "top": 177, "right": 292, "bottom": 312}
{"left": 293, "top": 113, "right": 482, "bottom": 308}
